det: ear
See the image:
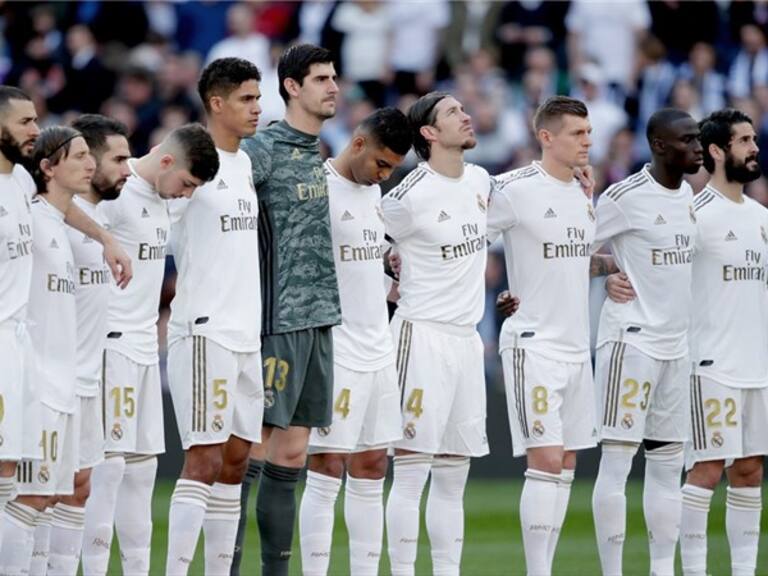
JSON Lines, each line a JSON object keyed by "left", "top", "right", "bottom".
{"left": 283, "top": 77, "right": 301, "bottom": 100}
{"left": 419, "top": 124, "right": 437, "bottom": 145}
{"left": 537, "top": 128, "right": 552, "bottom": 148}
{"left": 159, "top": 153, "right": 175, "bottom": 170}
{"left": 708, "top": 142, "right": 724, "bottom": 163}
{"left": 350, "top": 134, "right": 366, "bottom": 154}
{"left": 39, "top": 158, "right": 54, "bottom": 179}
{"left": 209, "top": 95, "right": 223, "bottom": 114}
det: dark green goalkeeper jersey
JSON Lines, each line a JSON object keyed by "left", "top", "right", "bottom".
{"left": 240, "top": 120, "right": 341, "bottom": 335}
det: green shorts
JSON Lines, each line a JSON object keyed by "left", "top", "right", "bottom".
{"left": 261, "top": 326, "right": 334, "bottom": 428}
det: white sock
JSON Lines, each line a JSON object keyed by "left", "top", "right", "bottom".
{"left": 592, "top": 442, "right": 637, "bottom": 576}
{"left": 680, "top": 484, "right": 712, "bottom": 576}
{"left": 0, "top": 475, "right": 15, "bottom": 552}
{"left": 48, "top": 503, "right": 86, "bottom": 576}
{"left": 726, "top": 485, "right": 762, "bottom": 576}
{"left": 114, "top": 455, "right": 157, "bottom": 576}
{"left": 30, "top": 507, "right": 54, "bottom": 576}
{"left": 344, "top": 475, "right": 385, "bottom": 576}
{"left": 166, "top": 479, "right": 211, "bottom": 576}
{"left": 426, "top": 457, "right": 470, "bottom": 576}
{"left": 203, "top": 482, "right": 241, "bottom": 575}
{"left": 520, "top": 469, "right": 559, "bottom": 576}
{"left": 299, "top": 470, "right": 342, "bottom": 576}
{"left": 546, "top": 468, "right": 574, "bottom": 569}
{"left": 385, "top": 454, "right": 433, "bottom": 576}
{"left": 82, "top": 454, "right": 126, "bottom": 576}
{"left": 644, "top": 443, "right": 684, "bottom": 576}
{"left": 0, "top": 501, "right": 39, "bottom": 575}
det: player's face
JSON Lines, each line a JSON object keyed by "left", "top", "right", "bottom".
{"left": 296, "top": 63, "right": 338, "bottom": 121}
{"left": 218, "top": 79, "right": 262, "bottom": 138}
{"left": 664, "top": 117, "right": 703, "bottom": 174}
{"left": 156, "top": 161, "right": 203, "bottom": 199}
{"left": 350, "top": 140, "right": 406, "bottom": 186}
{"left": 91, "top": 135, "right": 131, "bottom": 201}
{"left": 545, "top": 114, "right": 592, "bottom": 168}
{"left": 430, "top": 96, "right": 476, "bottom": 152}
{"left": 50, "top": 137, "right": 96, "bottom": 195}
{"left": 0, "top": 99, "right": 40, "bottom": 164}
{"left": 724, "top": 122, "right": 761, "bottom": 184}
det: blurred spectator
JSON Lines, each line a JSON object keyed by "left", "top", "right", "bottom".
{"left": 463, "top": 95, "right": 527, "bottom": 174}
{"left": 117, "top": 66, "right": 161, "bottom": 154}
{"left": 331, "top": 0, "right": 390, "bottom": 106}
{"left": 143, "top": 0, "right": 178, "bottom": 40}
{"left": 677, "top": 42, "right": 726, "bottom": 116}
{"left": 729, "top": 1, "right": 768, "bottom": 45}
{"left": 388, "top": 0, "right": 450, "bottom": 96}
{"left": 30, "top": 4, "right": 63, "bottom": 57}
{"left": 728, "top": 24, "right": 768, "bottom": 101}
{"left": 746, "top": 175, "right": 768, "bottom": 206}
{"left": 175, "top": 1, "right": 230, "bottom": 56}
{"left": 87, "top": 2, "right": 149, "bottom": 49}
{"left": 669, "top": 78, "right": 703, "bottom": 121}
{"left": 566, "top": 0, "right": 651, "bottom": 97}
{"left": 441, "top": 1, "right": 498, "bottom": 75}
{"left": 601, "top": 127, "right": 637, "bottom": 189}
{"left": 648, "top": 1, "right": 720, "bottom": 64}
{"left": 207, "top": 3, "right": 271, "bottom": 73}
{"left": 492, "top": 0, "right": 569, "bottom": 79}
{"left": 520, "top": 46, "right": 566, "bottom": 101}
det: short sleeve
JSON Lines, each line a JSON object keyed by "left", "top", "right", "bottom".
{"left": 593, "top": 194, "right": 632, "bottom": 252}
{"left": 379, "top": 194, "right": 415, "bottom": 242}
{"left": 486, "top": 179, "right": 520, "bottom": 244}
{"left": 240, "top": 136, "right": 272, "bottom": 190}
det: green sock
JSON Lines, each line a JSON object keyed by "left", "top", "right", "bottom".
{"left": 256, "top": 461, "right": 301, "bottom": 576}
{"left": 230, "top": 459, "right": 264, "bottom": 576}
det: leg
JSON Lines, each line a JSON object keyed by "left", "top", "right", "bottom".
{"left": 725, "top": 456, "right": 763, "bottom": 576}
{"left": 1, "top": 494, "right": 51, "bottom": 576}
{"left": 231, "top": 442, "right": 265, "bottom": 576}
{"left": 546, "top": 451, "right": 576, "bottom": 570}
{"left": 49, "top": 469, "right": 91, "bottom": 576}
{"left": 643, "top": 441, "right": 684, "bottom": 576}
{"left": 386, "top": 449, "right": 433, "bottom": 576}
{"left": 30, "top": 503, "right": 55, "bottom": 576}
{"left": 256, "top": 425, "right": 309, "bottom": 576}
{"left": 299, "top": 452, "right": 345, "bottom": 576}
{"left": 592, "top": 441, "right": 638, "bottom": 576}
{"left": 203, "top": 436, "right": 252, "bottom": 576}
{"left": 166, "top": 444, "right": 223, "bottom": 576}
{"left": 346, "top": 449, "right": 388, "bottom": 576}
{"left": 82, "top": 454, "right": 126, "bottom": 575}
{"left": 114, "top": 454, "right": 157, "bottom": 576}
{"left": 680, "top": 460, "right": 723, "bottom": 576}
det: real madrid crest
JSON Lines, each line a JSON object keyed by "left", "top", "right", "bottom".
{"left": 38, "top": 465, "right": 50, "bottom": 484}
{"left": 587, "top": 203, "right": 596, "bottom": 223}
{"left": 476, "top": 193, "right": 487, "bottom": 213}
{"left": 264, "top": 389, "right": 275, "bottom": 409}
{"left": 711, "top": 431, "right": 724, "bottom": 448}
{"left": 404, "top": 421, "right": 417, "bottom": 439}
{"left": 621, "top": 413, "right": 634, "bottom": 430}
{"left": 111, "top": 423, "right": 123, "bottom": 441}
{"left": 212, "top": 415, "right": 224, "bottom": 432}
{"left": 318, "top": 426, "right": 331, "bottom": 437}
{"left": 532, "top": 420, "right": 545, "bottom": 437}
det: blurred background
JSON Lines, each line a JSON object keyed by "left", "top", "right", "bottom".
{"left": 5, "top": 0, "right": 768, "bottom": 477}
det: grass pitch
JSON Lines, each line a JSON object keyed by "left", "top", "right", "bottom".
{"left": 106, "top": 478, "right": 767, "bottom": 575}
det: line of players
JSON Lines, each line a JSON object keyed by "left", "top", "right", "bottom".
{"left": 0, "top": 40, "right": 763, "bottom": 576}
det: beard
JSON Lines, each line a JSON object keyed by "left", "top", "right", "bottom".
{"left": 725, "top": 152, "right": 762, "bottom": 184}
{"left": 91, "top": 172, "right": 125, "bottom": 201}
{"left": 0, "top": 129, "right": 29, "bottom": 167}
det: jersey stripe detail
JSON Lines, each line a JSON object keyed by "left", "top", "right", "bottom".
{"left": 193, "top": 336, "right": 200, "bottom": 432}
{"left": 692, "top": 375, "right": 707, "bottom": 451}
{"left": 396, "top": 320, "right": 413, "bottom": 408}
{"left": 605, "top": 173, "right": 648, "bottom": 202}
{"left": 494, "top": 167, "right": 538, "bottom": 192}
{"left": 258, "top": 205, "right": 275, "bottom": 334}
{"left": 391, "top": 169, "right": 427, "bottom": 200}
{"left": 693, "top": 191, "right": 716, "bottom": 212}
{"left": 604, "top": 342, "right": 626, "bottom": 427}
{"left": 513, "top": 348, "right": 529, "bottom": 439}
{"left": 101, "top": 350, "right": 107, "bottom": 438}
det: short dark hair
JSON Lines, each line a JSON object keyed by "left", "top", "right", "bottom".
{"left": 699, "top": 108, "right": 754, "bottom": 173}
{"left": 71, "top": 114, "right": 129, "bottom": 158}
{"left": 646, "top": 108, "right": 692, "bottom": 145}
{"left": 360, "top": 107, "right": 412, "bottom": 156}
{"left": 532, "top": 96, "right": 588, "bottom": 133}
{"left": 278, "top": 44, "right": 333, "bottom": 104}
{"left": 169, "top": 123, "right": 219, "bottom": 183}
{"left": 31, "top": 126, "right": 82, "bottom": 193}
{"left": 198, "top": 57, "right": 262, "bottom": 113}
{"left": 0, "top": 86, "right": 31, "bottom": 113}
{"left": 408, "top": 92, "right": 450, "bottom": 161}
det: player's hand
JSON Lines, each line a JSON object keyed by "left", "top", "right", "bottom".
{"left": 387, "top": 281, "right": 400, "bottom": 303}
{"left": 103, "top": 237, "right": 133, "bottom": 289}
{"left": 388, "top": 251, "right": 402, "bottom": 279}
{"left": 574, "top": 165, "right": 595, "bottom": 199}
{"left": 605, "top": 272, "right": 635, "bottom": 303}
{"left": 496, "top": 290, "right": 520, "bottom": 317}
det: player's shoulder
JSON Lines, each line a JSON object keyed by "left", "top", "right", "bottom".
{"left": 385, "top": 164, "right": 431, "bottom": 202}
{"left": 462, "top": 162, "right": 490, "bottom": 181}
{"left": 493, "top": 163, "right": 543, "bottom": 194}
{"left": 601, "top": 169, "right": 651, "bottom": 204}
{"left": 240, "top": 127, "right": 276, "bottom": 159}
{"left": 693, "top": 185, "right": 721, "bottom": 214}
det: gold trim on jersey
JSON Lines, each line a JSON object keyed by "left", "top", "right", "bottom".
{"left": 513, "top": 348, "right": 529, "bottom": 439}
{"left": 101, "top": 349, "right": 107, "bottom": 438}
{"left": 690, "top": 375, "right": 707, "bottom": 451}
{"left": 604, "top": 342, "right": 626, "bottom": 427}
{"left": 396, "top": 320, "right": 413, "bottom": 407}
{"left": 193, "top": 336, "right": 208, "bottom": 433}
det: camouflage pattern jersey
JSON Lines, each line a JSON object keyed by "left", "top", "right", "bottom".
{"left": 241, "top": 120, "right": 341, "bottom": 335}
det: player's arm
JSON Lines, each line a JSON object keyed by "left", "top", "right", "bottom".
{"left": 605, "top": 272, "right": 636, "bottom": 303}
{"left": 486, "top": 177, "right": 520, "bottom": 244}
{"left": 64, "top": 202, "right": 132, "bottom": 288}
{"left": 589, "top": 253, "right": 619, "bottom": 277}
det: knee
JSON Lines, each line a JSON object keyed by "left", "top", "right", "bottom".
{"left": 686, "top": 461, "right": 724, "bottom": 491}
{"left": 309, "top": 454, "right": 346, "bottom": 479}
{"left": 73, "top": 475, "right": 92, "bottom": 507}
{"left": 349, "top": 451, "right": 388, "bottom": 480}
{"left": 728, "top": 457, "right": 763, "bottom": 487}
{"left": 430, "top": 457, "right": 470, "bottom": 498}
{"left": 182, "top": 449, "right": 223, "bottom": 484}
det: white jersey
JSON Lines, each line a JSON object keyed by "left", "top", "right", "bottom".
{"left": 379, "top": 162, "right": 489, "bottom": 327}
{"left": 594, "top": 165, "right": 696, "bottom": 359}
{"left": 690, "top": 185, "right": 768, "bottom": 388}
{"left": 0, "top": 165, "right": 35, "bottom": 323}
{"left": 68, "top": 195, "right": 111, "bottom": 396}
{"left": 98, "top": 161, "right": 169, "bottom": 365}
{"left": 489, "top": 162, "right": 596, "bottom": 363}
{"left": 168, "top": 149, "right": 261, "bottom": 353}
{"left": 27, "top": 197, "right": 77, "bottom": 413}
{"left": 326, "top": 160, "right": 393, "bottom": 372}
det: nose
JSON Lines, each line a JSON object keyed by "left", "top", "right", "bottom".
{"left": 328, "top": 78, "right": 339, "bottom": 94}
{"left": 30, "top": 122, "right": 41, "bottom": 139}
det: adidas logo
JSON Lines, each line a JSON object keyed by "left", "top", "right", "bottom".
{"left": 49, "top": 238, "right": 59, "bottom": 249}
{"left": 437, "top": 210, "right": 451, "bottom": 223}
{"left": 141, "top": 207, "right": 150, "bottom": 218}
{"left": 341, "top": 210, "right": 354, "bottom": 221}
{"left": 83, "top": 235, "right": 94, "bottom": 244}
{"left": 291, "top": 148, "right": 302, "bottom": 160}
{"left": 0, "top": 206, "right": 7, "bottom": 217}
{"left": 217, "top": 179, "right": 228, "bottom": 190}
{"left": 725, "top": 230, "right": 737, "bottom": 241}
{"left": 544, "top": 207, "right": 557, "bottom": 219}
{"left": 654, "top": 214, "right": 666, "bottom": 225}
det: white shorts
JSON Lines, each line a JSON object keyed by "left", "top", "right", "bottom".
{"left": 685, "top": 376, "right": 768, "bottom": 468}
{"left": 389, "top": 316, "right": 488, "bottom": 457}
{"left": 16, "top": 404, "right": 76, "bottom": 496}
{"left": 502, "top": 348, "right": 597, "bottom": 457}
{"left": 595, "top": 342, "right": 689, "bottom": 443}
{"left": 168, "top": 336, "right": 263, "bottom": 450}
{"left": 102, "top": 349, "right": 165, "bottom": 455}
{"left": 76, "top": 394, "right": 104, "bottom": 469}
{"left": 309, "top": 362, "right": 401, "bottom": 452}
